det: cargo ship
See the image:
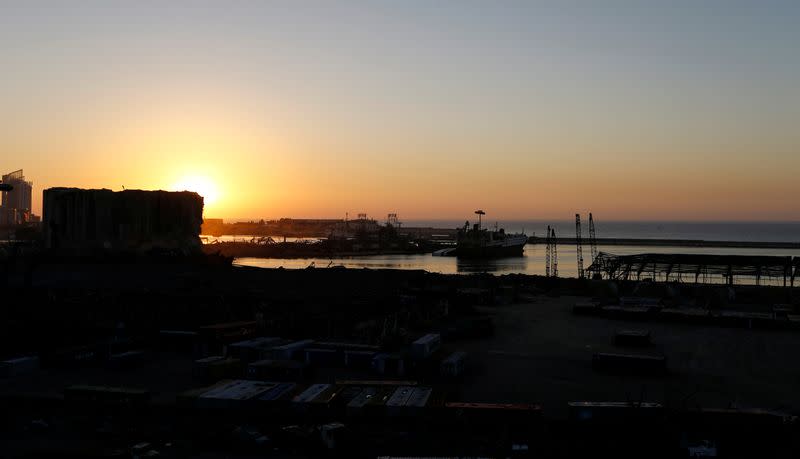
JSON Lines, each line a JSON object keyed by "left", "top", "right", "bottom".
{"left": 456, "top": 210, "right": 527, "bottom": 257}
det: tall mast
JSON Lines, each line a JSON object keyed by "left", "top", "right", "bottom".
{"left": 575, "top": 214, "right": 585, "bottom": 279}
{"left": 551, "top": 227, "right": 559, "bottom": 277}
{"left": 475, "top": 210, "right": 485, "bottom": 230}
{"left": 588, "top": 213, "right": 598, "bottom": 271}
{"left": 545, "top": 225, "right": 552, "bottom": 277}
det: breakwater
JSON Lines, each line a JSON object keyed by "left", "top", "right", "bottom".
{"left": 528, "top": 236, "right": 800, "bottom": 249}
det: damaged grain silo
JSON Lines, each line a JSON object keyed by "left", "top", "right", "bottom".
{"left": 43, "top": 188, "right": 204, "bottom": 254}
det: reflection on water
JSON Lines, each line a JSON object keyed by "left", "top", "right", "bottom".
{"left": 233, "top": 243, "right": 800, "bottom": 285}
{"left": 456, "top": 255, "right": 527, "bottom": 274}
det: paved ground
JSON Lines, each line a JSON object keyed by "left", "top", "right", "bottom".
{"left": 454, "top": 295, "right": 800, "bottom": 419}
{"left": 3, "top": 294, "right": 800, "bottom": 423}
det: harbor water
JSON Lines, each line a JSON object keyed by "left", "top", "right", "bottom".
{"left": 234, "top": 243, "right": 800, "bottom": 284}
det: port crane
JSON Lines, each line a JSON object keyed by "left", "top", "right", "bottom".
{"left": 551, "top": 227, "right": 558, "bottom": 277}
{"left": 545, "top": 225, "right": 552, "bottom": 277}
{"left": 575, "top": 214, "right": 585, "bottom": 279}
{"left": 588, "top": 213, "right": 599, "bottom": 278}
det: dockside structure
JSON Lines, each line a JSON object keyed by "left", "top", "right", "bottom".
{"left": 589, "top": 252, "right": 799, "bottom": 286}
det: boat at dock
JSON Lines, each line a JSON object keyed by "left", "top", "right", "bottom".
{"left": 455, "top": 210, "right": 527, "bottom": 258}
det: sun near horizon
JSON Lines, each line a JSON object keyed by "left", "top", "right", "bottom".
{"left": 170, "top": 175, "right": 220, "bottom": 208}
{"left": 4, "top": 3, "right": 800, "bottom": 222}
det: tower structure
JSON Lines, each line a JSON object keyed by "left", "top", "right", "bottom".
{"left": 575, "top": 213, "right": 585, "bottom": 279}
{"left": 588, "top": 212, "right": 598, "bottom": 266}
{"left": 0, "top": 169, "right": 33, "bottom": 225}
{"left": 545, "top": 225, "right": 552, "bottom": 277}
{"left": 551, "top": 227, "right": 558, "bottom": 277}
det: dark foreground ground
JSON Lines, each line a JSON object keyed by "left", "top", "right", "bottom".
{"left": 1, "top": 257, "right": 799, "bottom": 457}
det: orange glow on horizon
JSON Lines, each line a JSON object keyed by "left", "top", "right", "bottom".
{"left": 170, "top": 175, "right": 220, "bottom": 208}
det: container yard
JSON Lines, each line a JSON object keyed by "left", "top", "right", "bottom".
{"left": 1, "top": 262, "right": 800, "bottom": 457}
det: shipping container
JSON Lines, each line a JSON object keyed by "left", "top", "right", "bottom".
{"left": 292, "top": 383, "right": 340, "bottom": 415}
{"left": 440, "top": 351, "right": 467, "bottom": 378}
{"left": 346, "top": 386, "right": 395, "bottom": 417}
{"left": 386, "top": 386, "right": 415, "bottom": 407}
{"left": 293, "top": 383, "right": 333, "bottom": 403}
{"left": 411, "top": 334, "right": 441, "bottom": 359}
{"left": 568, "top": 401, "right": 663, "bottom": 422}
{"left": 343, "top": 350, "right": 375, "bottom": 369}
{"left": 346, "top": 387, "right": 378, "bottom": 415}
{"left": 364, "top": 387, "right": 394, "bottom": 416}
{"left": 200, "top": 379, "right": 276, "bottom": 399}
{"left": 314, "top": 341, "right": 380, "bottom": 353}
{"left": 334, "top": 386, "right": 365, "bottom": 409}
{"left": 257, "top": 382, "right": 297, "bottom": 402}
{"left": 320, "top": 422, "right": 347, "bottom": 450}
{"left": 304, "top": 348, "right": 340, "bottom": 366}
{"left": 271, "top": 339, "right": 315, "bottom": 360}
{"left": 198, "top": 379, "right": 276, "bottom": 408}
{"left": 309, "top": 385, "right": 343, "bottom": 407}
{"left": 406, "top": 387, "right": 432, "bottom": 408}
{"left": 177, "top": 379, "right": 233, "bottom": 406}
{"left": 0, "top": 356, "right": 39, "bottom": 377}
{"left": 226, "top": 337, "right": 283, "bottom": 362}
{"left": 386, "top": 386, "right": 415, "bottom": 416}
{"left": 372, "top": 353, "right": 405, "bottom": 376}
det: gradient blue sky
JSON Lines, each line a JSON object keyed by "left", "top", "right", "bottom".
{"left": 2, "top": 1, "right": 798, "bottom": 220}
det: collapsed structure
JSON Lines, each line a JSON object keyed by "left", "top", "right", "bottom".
{"left": 43, "top": 188, "right": 204, "bottom": 253}
{"left": 589, "top": 252, "right": 798, "bottom": 286}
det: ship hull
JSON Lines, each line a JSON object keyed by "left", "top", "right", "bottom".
{"left": 456, "top": 237, "right": 527, "bottom": 258}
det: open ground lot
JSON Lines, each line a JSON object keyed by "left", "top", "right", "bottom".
{"left": 456, "top": 295, "right": 800, "bottom": 418}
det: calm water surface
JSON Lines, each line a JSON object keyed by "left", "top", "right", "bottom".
{"left": 234, "top": 243, "right": 800, "bottom": 283}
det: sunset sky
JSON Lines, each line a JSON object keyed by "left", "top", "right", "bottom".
{"left": 2, "top": 1, "right": 798, "bottom": 221}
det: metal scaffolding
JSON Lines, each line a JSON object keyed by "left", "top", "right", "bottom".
{"left": 575, "top": 214, "right": 584, "bottom": 279}
{"left": 588, "top": 213, "right": 598, "bottom": 267}
{"left": 550, "top": 227, "right": 559, "bottom": 278}
{"left": 589, "top": 252, "right": 798, "bottom": 287}
{"left": 545, "top": 225, "right": 552, "bottom": 277}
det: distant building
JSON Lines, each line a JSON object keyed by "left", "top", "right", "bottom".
{"left": 43, "top": 188, "right": 204, "bottom": 253}
{"left": 201, "top": 218, "right": 224, "bottom": 236}
{"left": 0, "top": 169, "right": 34, "bottom": 226}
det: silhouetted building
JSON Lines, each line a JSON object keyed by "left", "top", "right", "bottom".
{"left": 0, "top": 169, "right": 34, "bottom": 225}
{"left": 43, "top": 188, "right": 204, "bottom": 253}
{"left": 201, "top": 218, "right": 224, "bottom": 236}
